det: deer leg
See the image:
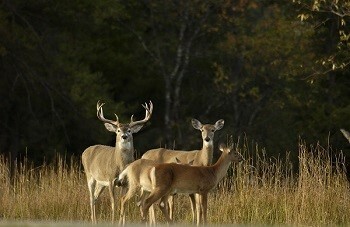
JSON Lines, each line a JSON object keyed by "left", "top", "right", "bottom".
{"left": 108, "top": 181, "right": 116, "bottom": 223}
{"left": 94, "top": 184, "right": 105, "bottom": 199}
{"left": 158, "top": 195, "right": 172, "bottom": 223}
{"left": 195, "top": 194, "right": 202, "bottom": 226}
{"left": 189, "top": 193, "right": 196, "bottom": 224}
{"left": 201, "top": 193, "right": 208, "bottom": 224}
{"left": 119, "top": 184, "right": 136, "bottom": 225}
{"left": 167, "top": 194, "right": 175, "bottom": 220}
{"left": 149, "top": 204, "right": 155, "bottom": 225}
{"left": 87, "top": 178, "right": 97, "bottom": 224}
{"left": 137, "top": 189, "right": 150, "bottom": 224}
{"left": 139, "top": 190, "right": 156, "bottom": 225}
{"left": 142, "top": 187, "right": 169, "bottom": 223}
{"left": 119, "top": 186, "right": 128, "bottom": 226}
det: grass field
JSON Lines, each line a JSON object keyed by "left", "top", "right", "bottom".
{"left": 0, "top": 141, "right": 349, "bottom": 225}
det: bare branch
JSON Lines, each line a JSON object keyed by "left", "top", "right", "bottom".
{"left": 169, "top": 7, "right": 188, "bottom": 81}
{"left": 115, "top": 18, "right": 159, "bottom": 62}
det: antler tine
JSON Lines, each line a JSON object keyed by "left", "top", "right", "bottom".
{"left": 96, "top": 100, "right": 105, "bottom": 118}
{"left": 96, "top": 100, "right": 117, "bottom": 125}
{"left": 340, "top": 129, "right": 350, "bottom": 143}
{"left": 97, "top": 100, "right": 104, "bottom": 110}
{"left": 129, "top": 100, "right": 153, "bottom": 126}
{"left": 114, "top": 114, "right": 119, "bottom": 124}
{"left": 146, "top": 100, "right": 153, "bottom": 115}
{"left": 229, "top": 135, "right": 235, "bottom": 150}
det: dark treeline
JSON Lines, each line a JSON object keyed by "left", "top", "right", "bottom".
{"left": 0, "top": 0, "right": 349, "bottom": 165}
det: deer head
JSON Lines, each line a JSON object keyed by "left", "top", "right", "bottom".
{"left": 96, "top": 100, "right": 153, "bottom": 144}
{"left": 219, "top": 143, "right": 244, "bottom": 163}
{"left": 191, "top": 119, "right": 225, "bottom": 143}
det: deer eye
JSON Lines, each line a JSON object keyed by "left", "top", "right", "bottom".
{"left": 211, "top": 129, "right": 214, "bottom": 132}
{"left": 127, "top": 129, "right": 131, "bottom": 133}
{"left": 117, "top": 129, "right": 121, "bottom": 133}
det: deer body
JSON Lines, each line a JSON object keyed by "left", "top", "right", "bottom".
{"left": 83, "top": 145, "right": 134, "bottom": 184}
{"left": 144, "top": 146, "right": 213, "bottom": 166}
{"left": 82, "top": 101, "right": 153, "bottom": 223}
{"left": 141, "top": 119, "right": 224, "bottom": 222}
{"left": 141, "top": 144, "right": 243, "bottom": 225}
{"left": 118, "top": 158, "right": 163, "bottom": 225}
{"left": 117, "top": 158, "right": 194, "bottom": 225}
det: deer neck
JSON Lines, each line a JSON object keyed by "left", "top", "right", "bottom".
{"left": 114, "top": 138, "right": 135, "bottom": 170}
{"left": 212, "top": 153, "right": 232, "bottom": 184}
{"left": 198, "top": 140, "right": 214, "bottom": 166}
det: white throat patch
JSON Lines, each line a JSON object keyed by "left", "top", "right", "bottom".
{"left": 117, "top": 141, "right": 132, "bottom": 150}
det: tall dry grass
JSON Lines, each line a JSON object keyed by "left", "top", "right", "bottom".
{"left": 0, "top": 141, "right": 349, "bottom": 225}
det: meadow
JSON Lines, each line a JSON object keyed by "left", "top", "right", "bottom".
{"left": 0, "top": 140, "right": 349, "bottom": 226}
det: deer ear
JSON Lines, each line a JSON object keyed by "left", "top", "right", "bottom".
{"left": 104, "top": 123, "right": 117, "bottom": 132}
{"left": 131, "top": 124, "right": 143, "bottom": 133}
{"left": 192, "top": 119, "right": 202, "bottom": 130}
{"left": 219, "top": 143, "right": 226, "bottom": 152}
{"left": 214, "top": 119, "right": 225, "bottom": 131}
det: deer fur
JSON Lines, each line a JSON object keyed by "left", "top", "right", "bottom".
{"left": 82, "top": 101, "right": 152, "bottom": 223}
{"left": 117, "top": 158, "right": 194, "bottom": 225}
{"left": 140, "top": 144, "right": 243, "bottom": 225}
{"left": 141, "top": 118, "right": 224, "bottom": 222}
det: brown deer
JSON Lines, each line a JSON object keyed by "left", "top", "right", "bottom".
{"left": 141, "top": 118, "right": 224, "bottom": 223}
{"left": 117, "top": 158, "right": 194, "bottom": 225}
{"left": 140, "top": 144, "right": 243, "bottom": 225}
{"left": 81, "top": 100, "right": 153, "bottom": 223}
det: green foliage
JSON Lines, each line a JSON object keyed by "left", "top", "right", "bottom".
{"left": 292, "top": 0, "right": 350, "bottom": 75}
{"left": 0, "top": 0, "right": 349, "bottom": 163}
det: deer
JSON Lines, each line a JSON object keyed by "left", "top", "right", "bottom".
{"left": 117, "top": 157, "right": 194, "bottom": 225}
{"left": 81, "top": 100, "right": 153, "bottom": 223}
{"left": 141, "top": 118, "right": 224, "bottom": 224}
{"left": 139, "top": 143, "right": 243, "bottom": 225}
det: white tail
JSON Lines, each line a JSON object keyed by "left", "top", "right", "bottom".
{"left": 117, "top": 158, "right": 194, "bottom": 225}
{"left": 141, "top": 118, "right": 224, "bottom": 222}
{"left": 140, "top": 144, "right": 243, "bottom": 225}
{"left": 81, "top": 100, "right": 153, "bottom": 223}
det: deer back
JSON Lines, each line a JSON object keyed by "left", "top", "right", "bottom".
{"left": 142, "top": 148, "right": 200, "bottom": 164}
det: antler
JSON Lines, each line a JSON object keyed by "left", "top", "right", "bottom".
{"left": 340, "top": 129, "right": 350, "bottom": 143}
{"left": 96, "top": 100, "right": 119, "bottom": 125}
{"left": 129, "top": 101, "right": 153, "bottom": 127}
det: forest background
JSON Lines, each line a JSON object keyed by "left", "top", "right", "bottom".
{"left": 1, "top": 0, "right": 349, "bottom": 166}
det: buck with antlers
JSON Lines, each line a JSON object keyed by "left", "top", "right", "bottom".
{"left": 81, "top": 100, "right": 153, "bottom": 223}
{"left": 141, "top": 118, "right": 224, "bottom": 223}
{"left": 139, "top": 143, "right": 243, "bottom": 225}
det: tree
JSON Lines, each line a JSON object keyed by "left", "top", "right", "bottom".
{"left": 292, "top": 0, "right": 350, "bottom": 76}
{"left": 116, "top": 0, "right": 226, "bottom": 146}
{"left": 0, "top": 0, "right": 117, "bottom": 164}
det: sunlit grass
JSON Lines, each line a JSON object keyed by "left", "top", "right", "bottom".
{"left": 0, "top": 141, "right": 349, "bottom": 225}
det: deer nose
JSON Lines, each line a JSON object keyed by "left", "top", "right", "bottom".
{"left": 122, "top": 135, "right": 128, "bottom": 140}
{"left": 204, "top": 137, "right": 210, "bottom": 142}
